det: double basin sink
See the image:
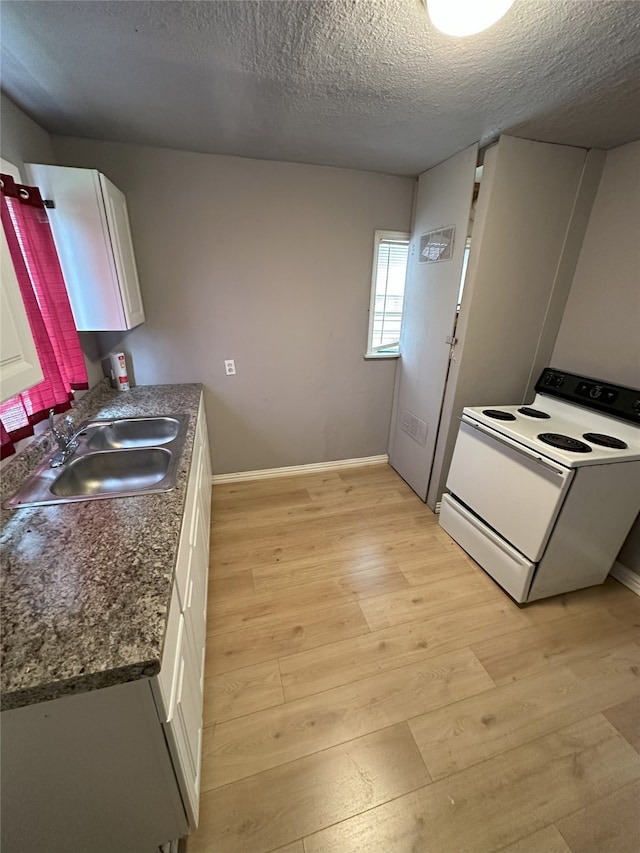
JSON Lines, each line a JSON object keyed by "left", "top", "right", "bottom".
{"left": 4, "top": 415, "right": 189, "bottom": 509}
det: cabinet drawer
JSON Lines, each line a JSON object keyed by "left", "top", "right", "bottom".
{"left": 182, "top": 544, "right": 207, "bottom": 671}
{"left": 174, "top": 530, "right": 191, "bottom": 617}
{"left": 181, "top": 500, "right": 209, "bottom": 645}
{"left": 175, "top": 430, "right": 202, "bottom": 611}
{"left": 195, "top": 495, "right": 210, "bottom": 627}
{"left": 174, "top": 533, "right": 193, "bottom": 617}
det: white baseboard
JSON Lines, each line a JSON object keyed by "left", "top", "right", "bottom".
{"left": 211, "top": 454, "right": 389, "bottom": 484}
{"left": 610, "top": 561, "right": 640, "bottom": 596}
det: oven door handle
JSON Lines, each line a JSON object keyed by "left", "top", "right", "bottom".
{"left": 461, "top": 416, "right": 569, "bottom": 477}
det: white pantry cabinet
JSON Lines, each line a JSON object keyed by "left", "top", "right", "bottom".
{"left": 0, "top": 223, "right": 43, "bottom": 402}
{"left": 389, "top": 135, "right": 605, "bottom": 510}
{"left": 0, "top": 399, "right": 212, "bottom": 853}
{"left": 25, "top": 164, "right": 145, "bottom": 331}
{"left": 426, "top": 139, "right": 605, "bottom": 508}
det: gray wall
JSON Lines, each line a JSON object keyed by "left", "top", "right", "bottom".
{"left": 618, "top": 520, "right": 640, "bottom": 575}
{"left": 50, "top": 136, "right": 415, "bottom": 474}
{"left": 0, "top": 94, "right": 103, "bottom": 387}
{"left": 552, "top": 139, "right": 640, "bottom": 577}
{"left": 0, "top": 93, "right": 55, "bottom": 177}
{"left": 552, "top": 139, "right": 640, "bottom": 388}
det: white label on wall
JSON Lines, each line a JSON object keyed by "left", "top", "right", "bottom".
{"left": 419, "top": 226, "right": 455, "bottom": 263}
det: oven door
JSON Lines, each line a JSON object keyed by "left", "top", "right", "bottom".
{"left": 446, "top": 417, "right": 574, "bottom": 562}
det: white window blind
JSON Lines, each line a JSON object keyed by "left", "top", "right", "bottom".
{"left": 367, "top": 231, "right": 410, "bottom": 357}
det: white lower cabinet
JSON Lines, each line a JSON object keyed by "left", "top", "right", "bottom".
{"left": 0, "top": 398, "right": 212, "bottom": 853}
{"left": 152, "top": 395, "right": 211, "bottom": 828}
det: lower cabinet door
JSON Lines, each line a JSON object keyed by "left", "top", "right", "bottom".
{"left": 174, "top": 647, "right": 203, "bottom": 782}
{"left": 164, "top": 613, "right": 204, "bottom": 828}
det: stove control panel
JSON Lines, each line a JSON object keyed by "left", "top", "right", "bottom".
{"left": 576, "top": 381, "right": 618, "bottom": 404}
{"left": 542, "top": 371, "right": 565, "bottom": 388}
{"left": 536, "top": 368, "right": 640, "bottom": 424}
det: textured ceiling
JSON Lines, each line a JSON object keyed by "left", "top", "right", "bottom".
{"left": 1, "top": 0, "right": 640, "bottom": 176}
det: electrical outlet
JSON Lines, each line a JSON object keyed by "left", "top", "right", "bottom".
{"left": 224, "top": 359, "right": 236, "bottom": 375}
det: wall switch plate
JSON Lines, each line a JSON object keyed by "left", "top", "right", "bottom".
{"left": 224, "top": 359, "right": 236, "bottom": 375}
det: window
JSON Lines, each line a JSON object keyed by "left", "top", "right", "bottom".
{"left": 457, "top": 237, "right": 472, "bottom": 311}
{"left": 366, "top": 230, "right": 410, "bottom": 358}
{"left": 0, "top": 173, "right": 88, "bottom": 459}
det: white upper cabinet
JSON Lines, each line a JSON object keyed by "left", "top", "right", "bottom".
{"left": 0, "top": 225, "right": 43, "bottom": 403}
{"left": 25, "top": 164, "right": 145, "bottom": 331}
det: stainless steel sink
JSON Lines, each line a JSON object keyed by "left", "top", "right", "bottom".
{"left": 51, "top": 448, "right": 172, "bottom": 497}
{"left": 4, "top": 413, "right": 189, "bottom": 509}
{"left": 84, "top": 416, "right": 181, "bottom": 450}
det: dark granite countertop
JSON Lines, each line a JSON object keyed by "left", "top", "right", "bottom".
{"left": 0, "top": 380, "right": 203, "bottom": 711}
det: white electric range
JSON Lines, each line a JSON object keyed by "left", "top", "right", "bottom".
{"left": 439, "top": 368, "right": 640, "bottom": 603}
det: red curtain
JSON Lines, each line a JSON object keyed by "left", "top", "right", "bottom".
{"left": 0, "top": 174, "right": 88, "bottom": 459}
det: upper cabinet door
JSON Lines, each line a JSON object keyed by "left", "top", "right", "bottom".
{"left": 0, "top": 226, "right": 43, "bottom": 403}
{"left": 99, "top": 174, "right": 145, "bottom": 329}
{"left": 25, "top": 164, "right": 145, "bottom": 331}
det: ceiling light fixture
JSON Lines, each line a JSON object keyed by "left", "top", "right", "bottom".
{"left": 426, "top": 0, "right": 516, "bottom": 36}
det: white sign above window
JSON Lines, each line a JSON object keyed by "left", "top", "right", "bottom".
{"left": 419, "top": 225, "right": 455, "bottom": 263}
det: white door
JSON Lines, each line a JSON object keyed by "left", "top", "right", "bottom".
{"left": 388, "top": 144, "right": 477, "bottom": 500}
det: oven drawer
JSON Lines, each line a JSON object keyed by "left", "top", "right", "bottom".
{"left": 440, "top": 494, "right": 535, "bottom": 603}
{"left": 446, "top": 419, "right": 574, "bottom": 561}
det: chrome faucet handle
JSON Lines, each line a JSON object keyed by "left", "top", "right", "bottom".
{"left": 49, "top": 409, "right": 66, "bottom": 449}
{"left": 48, "top": 409, "right": 78, "bottom": 465}
{"left": 61, "top": 414, "right": 76, "bottom": 440}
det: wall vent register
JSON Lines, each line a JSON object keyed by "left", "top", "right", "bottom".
{"left": 400, "top": 409, "right": 428, "bottom": 446}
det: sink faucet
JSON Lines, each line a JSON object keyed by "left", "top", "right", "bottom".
{"left": 49, "top": 409, "right": 78, "bottom": 468}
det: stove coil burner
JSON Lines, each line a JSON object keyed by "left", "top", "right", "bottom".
{"left": 482, "top": 409, "right": 516, "bottom": 421}
{"left": 518, "top": 407, "right": 550, "bottom": 419}
{"left": 583, "top": 432, "right": 628, "bottom": 449}
{"left": 538, "top": 433, "right": 592, "bottom": 453}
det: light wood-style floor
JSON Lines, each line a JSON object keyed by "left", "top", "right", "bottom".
{"left": 188, "top": 463, "right": 640, "bottom": 853}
